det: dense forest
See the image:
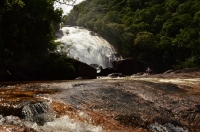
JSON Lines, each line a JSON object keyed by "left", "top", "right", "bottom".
{"left": 0, "top": 0, "right": 75, "bottom": 81}
{"left": 64, "top": 0, "right": 200, "bottom": 72}
{"left": 0, "top": 0, "right": 63, "bottom": 59}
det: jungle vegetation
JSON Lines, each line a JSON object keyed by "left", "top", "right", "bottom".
{"left": 0, "top": 0, "right": 75, "bottom": 81}
{"left": 64, "top": 0, "right": 200, "bottom": 72}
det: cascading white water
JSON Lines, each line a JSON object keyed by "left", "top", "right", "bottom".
{"left": 55, "top": 26, "right": 121, "bottom": 68}
{"left": 0, "top": 101, "right": 103, "bottom": 131}
{"left": 25, "top": 115, "right": 102, "bottom": 132}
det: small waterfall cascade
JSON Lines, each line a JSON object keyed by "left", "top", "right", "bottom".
{"left": 26, "top": 115, "right": 102, "bottom": 132}
{"left": 55, "top": 26, "right": 121, "bottom": 68}
{"left": 0, "top": 82, "right": 103, "bottom": 131}
{"left": 0, "top": 100, "right": 102, "bottom": 131}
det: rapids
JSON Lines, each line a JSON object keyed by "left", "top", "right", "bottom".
{"left": 55, "top": 26, "right": 121, "bottom": 68}
{"left": 0, "top": 82, "right": 103, "bottom": 132}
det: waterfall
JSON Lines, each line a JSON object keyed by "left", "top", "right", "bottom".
{"left": 55, "top": 26, "right": 121, "bottom": 68}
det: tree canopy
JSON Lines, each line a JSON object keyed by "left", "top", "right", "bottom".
{"left": 0, "top": 0, "right": 76, "bottom": 81}
{"left": 64, "top": 0, "right": 200, "bottom": 72}
{"left": 0, "top": 0, "right": 64, "bottom": 62}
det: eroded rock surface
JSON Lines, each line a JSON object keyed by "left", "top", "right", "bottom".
{"left": 0, "top": 74, "right": 200, "bottom": 131}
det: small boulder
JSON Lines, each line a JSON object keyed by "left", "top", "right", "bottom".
{"left": 68, "top": 58, "right": 97, "bottom": 79}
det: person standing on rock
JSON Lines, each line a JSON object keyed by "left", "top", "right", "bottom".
{"left": 146, "top": 67, "right": 152, "bottom": 75}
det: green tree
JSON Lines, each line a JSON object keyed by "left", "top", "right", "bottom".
{"left": 165, "top": 0, "right": 179, "bottom": 12}
{"left": 134, "top": 31, "right": 156, "bottom": 62}
{"left": 0, "top": 0, "right": 63, "bottom": 61}
{"left": 0, "top": 0, "right": 78, "bottom": 81}
{"left": 64, "top": 0, "right": 200, "bottom": 72}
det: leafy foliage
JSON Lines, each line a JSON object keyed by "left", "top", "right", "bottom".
{"left": 64, "top": 0, "right": 200, "bottom": 72}
{"left": 0, "top": 0, "right": 76, "bottom": 80}
{"left": 0, "top": 0, "right": 63, "bottom": 60}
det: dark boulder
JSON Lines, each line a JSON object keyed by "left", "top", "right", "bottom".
{"left": 90, "top": 64, "right": 100, "bottom": 69}
{"left": 68, "top": 58, "right": 97, "bottom": 79}
{"left": 113, "top": 58, "right": 146, "bottom": 76}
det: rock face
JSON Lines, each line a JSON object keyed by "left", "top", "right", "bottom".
{"left": 113, "top": 58, "right": 146, "bottom": 76}
{"left": 68, "top": 58, "right": 97, "bottom": 79}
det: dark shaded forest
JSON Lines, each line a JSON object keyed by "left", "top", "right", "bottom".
{"left": 64, "top": 0, "right": 200, "bottom": 72}
{"left": 0, "top": 0, "right": 75, "bottom": 81}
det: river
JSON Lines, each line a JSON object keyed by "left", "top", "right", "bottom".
{"left": 0, "top": 77, "right": 200, "bottom": 131}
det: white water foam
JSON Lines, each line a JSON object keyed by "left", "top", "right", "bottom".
{"left": 25, "top": 115, "right": 103, "bottom": 132}
{"left": 56, "top": 26, "right": 121, "bottom": 68}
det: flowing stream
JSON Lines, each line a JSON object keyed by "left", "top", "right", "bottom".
{"left": 0, "top": 82, "right": 103, "bottom": 132}
{"left": 1, "top": 77, "right": 200, "bottom": 131}
{"left": 55, "top": 26, "right": 121, "bottom": 68}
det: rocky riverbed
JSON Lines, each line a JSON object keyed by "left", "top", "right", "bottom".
{"left": 0, "top": 69, "right": 200, "bottom": 132}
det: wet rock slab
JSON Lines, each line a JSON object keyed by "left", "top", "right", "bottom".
{"left": 0, "top": 77, "right": 200, "bottom": 131}
{"left": 50, "top": 77, "right": 200, "bottom": 131}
